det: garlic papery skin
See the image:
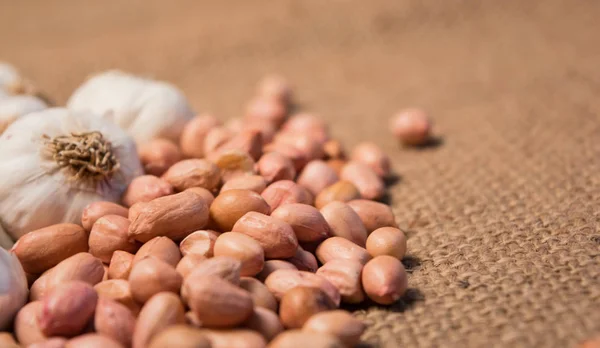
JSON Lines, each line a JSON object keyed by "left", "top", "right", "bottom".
{"left": 67, "top": 70, "right": 195, "bottom": 145}
{"left": 0, "top": 247, "right": 27, "bottom": 329}
{"left": 0, "top": 95, "right": 48, "bottom": 135}
{"left": 0, "top": 107, "right": 143, "bottom": 240}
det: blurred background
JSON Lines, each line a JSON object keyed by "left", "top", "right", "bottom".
{"left": 1, "top": 1, "right": 599, "bottom": 347}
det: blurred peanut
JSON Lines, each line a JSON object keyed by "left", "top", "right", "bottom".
{"left": 199, "top": 329, "right": 267, "bottom": 348}
{"left": 302, "top": 310, "right": 366, "bottom": 347}
{"left": 221, "top": 174, "right": 268, "bottom": 194}
{"left": 66, "top": 334, "right": 124, "bottom": 348}
{"left": 239, "top": 277, "right": 278, "bottom": 312}
{"left": 149, "top": 325, "right": 211, "bottom": 348}
{"left": 351, "top": 142, "right": 391, "bottom": 178}
{"left": 297, "top": 160, "right": 339, "bottom": 196}
{"left": 256, "top": 260, "right": 298, "bottom": 282}
{"left": 340, "top": 161, "right": 384, "bottom": 200}
{"left": 261, "top": 180, "right": 313, "bottom": 210}
{"left": 347, "top": 199, "right": 397, "bottom": 233}
{"left": 210, "top": 149, "right": 256, "bottom": 182}
{"left": 244, "top": 307, "right": 284, "bottom": 341}
{"left": 14, "top": 301, "right": 48, "bottom": 346}
{"left": 279, "top": 287, "right": 336, "bottom": 329}
{"left": 245, "top": 96, "right": 287, "bottom": 128}
{"left": 161, "top": 159, "right": 221, "bottom": 192}
{"left": 132, "top": 292, "right": 186, "bottom": 348}
{"left": 271, "top": 203, "right": 330, "bottom": 243}
{"left": 95, "top": 298, "right": 135, "bottom": 347}
{"left": 268, "top": 330, "right": 344, "bottom": 348}
{"left": 183, "top": 256, "right": 242, "bottom": 285}
{"left": 264, "top": 269, "right": 340, "bottom": 305}
{"left": 94, "top": 279, "right": 140, "bottom": 316}
{"left": 286, "top": 247, "right": 318, "bottom": 273}
{"left": 38, "top": 281, "right": 98, "bottom": 336}
{"left": 185, "top": 186, "right": 216, "bottom": 206}
{"left": 390, "top": 108, "right": 432, "bottom": 146}
{"left": 138, "top": 138, "right": 182, "bottom": 177}
{"left": 314, "top": 181, "right": 360, "bottom": 210}
{"left": 204, "top": 126, "right": 234, "bottom": 156}
{"left": 179, "top": 114, "right": 220, "bottom": 158}
{"left": 257, "top": 152, "right": 296, "bottom": 183}
{"left": 175, "top": 254, "right": 207, "bottom": 278}
{"left": 323, "top": 140, "right": 345, "bottom": 159}
{"left": 122, "top": 175, "right": 174, "bottom": 207}
{"left": 257, "top": 74, "right": 292, "bottom": 106}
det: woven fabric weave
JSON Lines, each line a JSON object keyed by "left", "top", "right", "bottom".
{"left": 1, "top": 0, "right": 599, "bottom": 346}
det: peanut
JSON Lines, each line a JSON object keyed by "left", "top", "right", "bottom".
{"left": 320, "top": 202, "right": 368, "bottom": 247}
{"left": 280, "top": 113, "right": 329, "bottom": 144}
{"left": 215, "top": 129, "right": 263, "bottom": 161}
{"left": 65, "top": 334, "right": 124, "bottom": 348}
{"left": 179, "top": 113, "right": 220, "bottom": 159}
{"left": 210, "top": 189, "right": 271, "bottom": 232}
{"left": 245, "top": 96, "right": 287, "bottom": 128}
{"left": 30, "top": 253, "right": 104, "bottom": 301}
{"left": 94, "top": 298, "right": 135, "bottom": 347}
{"left": 347, "top": 199, "right": 397, "bottom": 233}
{"left": 279, "top": 287, "right": 336, "bottom": 329}
{"left": 340, "top": 161, "right": 384, "bottom": 200}
{"left": 184, "top": 256, "right": 242, "bottom": 285}
{"left": 297, "top": 160, "right": 339, "bottom": 196}
{"left": 264, "top": 269, "right": 340, "bottom": 306}
{"left": 263, "top": 142, "right": 308, "bottom": 172}
{"left": 132, "top": 292, "right": 186, "bottom": 348}
{"left": 350, "top": 142, "right": 391, "bottom": 178}
{"left": 133, "top": 236, "right": 181, "bottom": 267}
{"left": 28, "top": 337, "right": 68, "bottom": 348}
{"left": 122, "top": 175, "right": 174, "bottom": 207}
{"left": 161, "top": 159, "right": 221, "bottom": 192}
{"left": 175, "top": 254, "right": 207, "bottom": 278}
{"left": 14, "top": 301, "right": 48, "bottom": 346}
{"left": 38, "top": 281, "right": 98, "bottom": 336}
{"left": 128, "top": 191, "right": 210, "bottom": 242}
{"left": 362, "top": 255, "right": 408, "bottom": 305}
{"left": 183, "top": 275, "right": 254, "bottom": 328}
{"left": 323, "top": 140, "right": 345, "bottom": 160}
{"left": 286, "top": 246, "right": 318, "bottom": 273}
{"left": 89, "top": 215, "right": 140, "bottom": 263}
{"left": 240, "top": 277, "right": 278, "bottom": 312}
{"left": 268, "top": 330, "right": 344, "bottom": 348}
{"left": 261, "top": 180, "right": 313, "bottom": 210}
{"left": 12, "top": 223, "right": 88, "bottom": 274}
{"left": 365, "top": 227, "right": 407, "bottom": 260}
{"left": 81, "top": 201, "right": 128, "bottom": 232}
{"left": 256, "top": 152, "right": 296, "bottom": 183}
{"left": 256, "top": 260, "right": 298, "bottom": 282}
{"left": 209, "top": 149, "right": 256, "bottom": 182}
{"left": 0, "top": 333, "right": 20, "bottom": 348}
{"left": 232, "top": 212, "right": 298, "bottom": 259}
{"left": 314, "top": 181, "right": 360, "bottom": 210}
{"left": 244, "top": 307, "right": 284, "bottom": 341}
{"left": 302, "top": 310, "right": 366, "bottom": 347}
{"left": 214, "top": 232, "right": 265, "bottom": 277}
{"left": 138, "top": 138, "right": 182, "bottom": 177}
{"left": 257, "top": 74, "right": 292, "bottom": 106}
{"left": 315, "top": 237, "right": 371, "bottom": 265}
{"left": 390, "top": 108, "right": 431, "bottom": 146}
{"left": 185, "top": 186, "right": 216, "bottom": 206}
{"left": 243, "top": 120, "right": 277, "bottom": 145}
{"left": 94, "top": 279, "right": 140, "bottom": 316}
{"left": 204, "top": 127, "right": 234, "bottom": 156}
{"left": 199, "top": 329, "right": 267, "bottom": 348}
{"left": 179, "top": 230, "right": 220, "bottom": 258}
{"left": 149, "top": 325, "right": 211, "bottom": 348}
{"left": 270, "top": 203, "right": 330, "bottom": 243}
{"left": 221, "top": 175, "right": 268, "bottom": 194}
{"left": 108, "top": 251, "right": 134, "bottom": 280}
{"left": 316, "top": 260, "right": 365, "bottom": 304}
{"left": 272, "top": 133, "right": 324, "bottom": 167}
{"left": 129, "top": 257, "right": 183, "bottom": 303}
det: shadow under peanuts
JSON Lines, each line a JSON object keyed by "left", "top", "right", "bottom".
{"left": 410, "top": 135, "right": 444, "bottom": 150}
{"left": 378, "top": 173, "right": 402, "bottom": 205}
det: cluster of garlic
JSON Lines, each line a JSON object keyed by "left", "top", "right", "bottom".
{"left": 0, "top": 66, "right": 196, "bottom": 245}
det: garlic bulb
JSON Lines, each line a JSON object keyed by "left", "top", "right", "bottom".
{"left": 0, "top": 95, "right": 48, "bottom": 134}
{"left": 0, "top": 222, "right": 12, "bottom": 249}
{"left": 0, "top": 247, "right": 28, "bottom": 330}
{"left": 0, "top": 107, "right": 143, "bottom": 240}
{"left": 67, "top": 70, "right": 195, "bottom": 144}
{"left": 0, "top": 62, "right": 34, "bottom": 95}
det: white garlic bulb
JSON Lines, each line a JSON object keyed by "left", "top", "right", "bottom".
{"left": 0, "top": 107, "right": 143, "bottom": 240}
{"left": 0, "top": 95, "right": 48, "bottom": 134}
{"left": 0, "top": 62, "right": 21, "bottom": 92}
{"left": 67, "top": 70, "right": 195, "bottom": 144}
{"left": 0, "top": 247, "right": 27, "bottom": 330}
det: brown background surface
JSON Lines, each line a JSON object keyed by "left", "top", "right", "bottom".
{"left": 1, "top": 0, "right": 599, "bottom": 347}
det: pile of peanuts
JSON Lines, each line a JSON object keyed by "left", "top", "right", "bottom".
{"left": 4, "top": 76, "right": 431, "bottom": 348}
